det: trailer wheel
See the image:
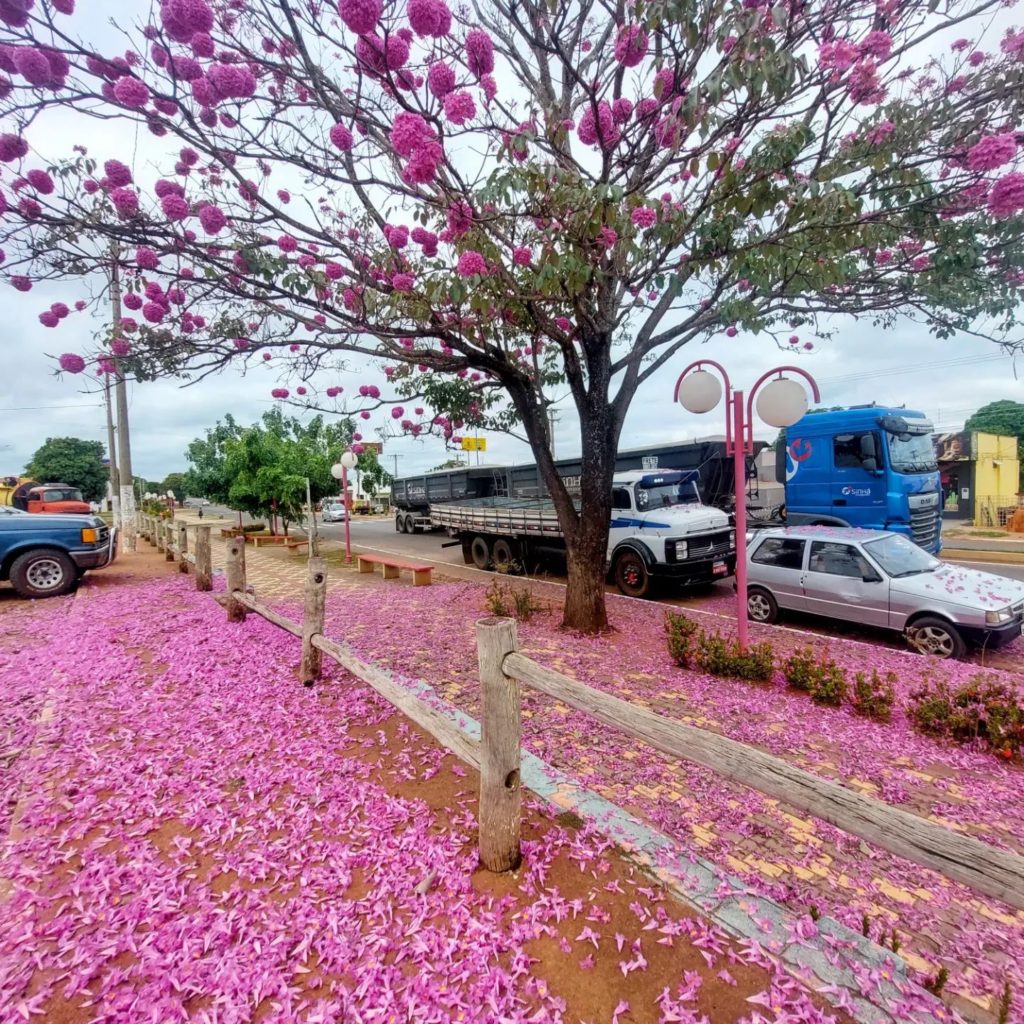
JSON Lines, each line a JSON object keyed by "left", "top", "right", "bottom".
{"left": 470, "top": 535, "right": 491, "bottom": 571}
{"left": 613, "top": 549, "right": 651, "bottom": 599}
{"left": 491, "top": 538, "right": 519, "bottom": 572}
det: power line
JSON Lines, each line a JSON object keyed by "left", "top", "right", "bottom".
{"left": 0, "top": 403, "right": 104, "bottom": 411}
{"left": 817, "top": 353, "right": 1008, "bottom": 387}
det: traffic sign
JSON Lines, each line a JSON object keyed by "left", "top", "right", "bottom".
{"left": 461, "top": 436, "right": 487, "bottom": 452}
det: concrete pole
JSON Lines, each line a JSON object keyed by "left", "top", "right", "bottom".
{"left": 111, "top": 251, "right": 136, "bottom": 552}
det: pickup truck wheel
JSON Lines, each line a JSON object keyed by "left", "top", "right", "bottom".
{"left": 470, "top": 535, "right": 491, "bottom": 571}
{"left": 10, "top": 549, "right": 77, "bottom": 599}
{"left": 613, "top": 550, "right": 651, "bottom": 599}
{"left": 747, "top": 586, "right": 780, "bottom": 624}
{"left": 906, "top": 616, "right": 966, "bottom": 659}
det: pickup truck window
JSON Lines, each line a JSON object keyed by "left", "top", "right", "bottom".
{"left": 751, "top": 537, "right": 805, "bottom": 570}
{"left": 40, "top": 487, "right": 84, "bottom": 502}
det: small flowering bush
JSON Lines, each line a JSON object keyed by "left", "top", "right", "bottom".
{"left": 909, "top": 675, "right": 1024, "bottom": 759}
{"left": 851, "top": 669, "right": 897, "bottom": 722}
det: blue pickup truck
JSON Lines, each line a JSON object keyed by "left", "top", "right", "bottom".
{"left": 0, "top": 507, "right": 117, "bottom": 598}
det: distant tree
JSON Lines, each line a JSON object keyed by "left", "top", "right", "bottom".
{"left": 218, "top": 410, "right": 354, "bottom": 528}
{"left": 159, "top": 472, "right": 188, "bottom": 501}
{"left": 25, "top": 437, "right": 107, "bottom": 501}
{"left": 357, "top": 450, "right": 392, "bottom": 499}
{"left": 966, "top": 401, "right": 1024, "bottom": 487}
{"left": 429, "top": 459, "right": 470, "bottom": 472}
{"left": 182, "top": 415, "right": 243, "bottom": 506}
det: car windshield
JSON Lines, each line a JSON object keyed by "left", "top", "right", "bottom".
{"left": 887, "top": 429, "right": 938, "bottom": 474}
{"left": 863, "top": 534, "right": 940, "bottom": 577}
{"left": 635, "top": 482, "right": 699, "bottom": 509}
{"left": 41, "top": 488, "right": 83, "bottom": 502}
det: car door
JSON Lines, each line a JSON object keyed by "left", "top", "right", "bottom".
{"left": 802, "top": 540, "right": 889, "bottom": 627}
{"left": 748, "top": 537, "right": 807, "bottom": 612}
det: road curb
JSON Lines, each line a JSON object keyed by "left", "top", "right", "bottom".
{"left": 944, "top": 547, "right": 1024, "bottom": 566}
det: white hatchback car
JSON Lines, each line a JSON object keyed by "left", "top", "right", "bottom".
{"left": 746, "top": 526, "right": 1024, "bottom": 658}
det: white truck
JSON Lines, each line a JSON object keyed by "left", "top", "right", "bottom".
{"left": 430, "top": 468, "right": 736, "bottom": 598}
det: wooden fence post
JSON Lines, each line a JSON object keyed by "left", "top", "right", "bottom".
{"left": 475, "top": 617, "right": 522, "bottom": 872}
{"left": 165, "top": 520, "right": 175, "bottom": 561}
{"left": 177, "top": 522, "right": 188, "bottom": 573}
{"left": 225, "top": 537, "right": 247, "bottom": 622}
{"left": 157, "top": 520, "right": 167, "bottom": 553}
{"left": 299, "top": 557, "right": 328, "bottom": 686}
{"left": 194, "top": 525, "right": 212, "bottom": 592}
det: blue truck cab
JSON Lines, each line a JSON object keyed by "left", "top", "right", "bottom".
{"left": 0, "top": 507, "right": 117, "bottom": 598}
{"left": 777, "top": 406, "right": 942, "bottom": 553}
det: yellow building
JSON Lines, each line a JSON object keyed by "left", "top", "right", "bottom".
{"left": 934, "top": 432, "right": 1021, "bottom": 527}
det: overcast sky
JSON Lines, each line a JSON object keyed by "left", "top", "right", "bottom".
{"left": 2, "top": 3, "right": 1021, "bottom": 484}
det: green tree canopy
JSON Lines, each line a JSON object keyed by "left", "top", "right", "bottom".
{"left": 356, "top": 450, "right": 392, "bottom": 499}
{"left": 182, "top": 415, "right": 243, "bottom": 506}
{"left": 25, "top": 437, "right": 108, "bottom": 501}
{"left": 966, "top": 401, "right": 1024, "bottom": 486}
{"left": 159, "top": 472, "right": 188, "bottom": 501}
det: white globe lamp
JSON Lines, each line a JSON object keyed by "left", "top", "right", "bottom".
{"left": 339, "top": 451, "right": 358, "bottom": 471}
{"left": 756, "top": 377, "right": 808, "bottom": 428}
{"left": 330, "top": 462, "right": 344, "bottom": 481}
{"left": 676, "top": 370, "right": 722, "bottom": 414}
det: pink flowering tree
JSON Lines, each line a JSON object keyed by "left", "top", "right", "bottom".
{"left": 2, "top": 0, "right": 1024, "bottom": 631}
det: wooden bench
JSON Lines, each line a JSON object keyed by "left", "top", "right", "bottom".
{"left": 357, "top": 553, "right": 433, "bottom": 586}
{"left": 285, "top": 540, "right": 309, "bottom": 555}
{"left": 249, "top": 534, "right": 289, "bottom": 547}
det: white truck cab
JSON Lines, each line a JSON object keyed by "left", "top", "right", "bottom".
{"left": 607, "top": 470, "right": 735, "bottom": 596}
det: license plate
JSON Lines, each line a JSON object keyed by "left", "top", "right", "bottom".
{"left": 713, "top": 561, "right": 728, "bottom": 575}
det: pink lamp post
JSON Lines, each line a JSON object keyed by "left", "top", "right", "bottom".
{"left": 674, "top": 360, "right": 821, "bottom": 649}
{"left": 331, "top": 450, "right": 358, "bottom": 563}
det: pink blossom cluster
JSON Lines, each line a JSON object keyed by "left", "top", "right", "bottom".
{"left": 577, "top": 101, "right": 619, "bottom": 149}
{"left": 57, "top": 352, "right": 85, "bottom": 373}
{"left": 631, "top": 205, "right": 656, "bottom": 229}
{"left": 337, "top": 0, "right": 381, "bottom": 35}
{"left": 160, "top": 0, "right": 215, "bottom": 43}
{"left": 408, "top": 0, "right": 451, "bottom": 37}
{"left": 3, "top": 45, "right": 69, "bottom": 89}
{"left": 456, "top": 250, "right": 487, "bottom": 277}
{"left": 270, "top": 386, "right": 289, "bottom": 398}
{"left": 966, "top": 132, "right": 1017, "bottom": 172}
{"left": 443, "top": 89, "right": 475, "bottom": 125}
{"left": 389, "top": 112, "right": 442, "bottom": 184}
{"left": 427, "top": 61, "right": 455, "bottom": 98}
{"left": 464, "top": 29, "right": 494, "bottom": 78}
{"left": 613, "top": 24, "right": 648, "bottom": 67}
{"left": 989, "top": 172, "right": 1024, "bottom": 218}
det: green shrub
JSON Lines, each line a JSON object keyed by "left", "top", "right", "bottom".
{"left": 664, "top": 611, "right": 701, "bottom": 668}
{"left": 909, "top": 675, "right": 1023, "bottom": 760}
{"left": 484, "top": 577, "right": 545, "bottom": 622}
{"left": 809, "top": 661, "right": 848, "bottom": 707}
{"left": 782, "top": 648, "right": 818, "bottom": 691}
{"left": 730, "top": 642, "right": 775, "bottom": 682}
{"left": 782, "top": 647, "right": 848, "bottom": 706}
{"left": 851, "top": 670, "right": 896, "bottom": 721}
{"left": 512, "top": 587, "right": 544, "bottom": 622}
{"left": 484, "top": 577, "right": 510, "bottom": 618}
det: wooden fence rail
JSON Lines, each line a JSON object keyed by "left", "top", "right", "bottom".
{"left": 474, "top": 622, "right": 1024, "bottom": 910}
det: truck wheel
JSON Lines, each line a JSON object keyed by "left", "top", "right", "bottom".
{"left": 747, "top": 586, "right": 780, "bottom": 624}
{"left": 407, "top": 514, "right": 420, "bottom": 534}
{"left": 395, "top": 513, "right": 405, "bottom": 533}
{"left": 491, "top": 538, "right": 518, "bottom": 572}
{"left": 614, "top": 550, "right": 651, "bottom": 599}
{"left": 906, "top": 616, "right": 966, "bottom": 660}
{"left": 470, "top": 535, "right": 491, "bottom": 571}
{"left": 10, "top": 549, "right": 77, "bottom": 599}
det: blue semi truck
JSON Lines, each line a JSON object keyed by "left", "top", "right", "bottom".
{"left": 776, "top": 406, "right": 942, "bottom": 553}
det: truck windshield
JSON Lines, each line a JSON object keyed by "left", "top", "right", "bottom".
{"left": 886, "top": 430, "right": 937, "bottom": 474}
{"left": 635, "top": 482, "right": 699, "bottom": 509}
{"left": 41, "top": 488, "right": 83, "bottom": 502}
{"left": 863, "top": 534, "right": 939, "bottom": 577}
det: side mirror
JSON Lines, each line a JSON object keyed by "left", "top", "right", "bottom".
{"left": 861, "top": 456, "right": 878, "bottom": 473}
{"left": 862, "top": 571, "right": 883, "bottom": 583}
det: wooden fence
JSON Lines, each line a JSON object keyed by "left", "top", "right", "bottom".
{"left": 136, "top": 518, "right": 1024, "bottom": 910}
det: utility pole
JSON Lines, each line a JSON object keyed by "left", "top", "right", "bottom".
{"left": 547, "top": 408, "right": 559, "bottom": 459}
{"left": 104, "top": 375, "right": 119, "bottom": 518}
{"left": 111, "top": 247, "right": 137, "bottom": 552}
{"left": 391, "top": 453, "right": 402, "bottom": 479}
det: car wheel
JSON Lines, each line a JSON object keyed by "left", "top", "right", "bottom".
{"left": 614, "top": 549, "right": 651, "bottom": 599}
{"left": 470, "top": 535, "right": 491, "bottom": 571}
{"left": 10, "top": 549, "right": 77, "bottom": 599}
{"left": 747, "top": 586, "right": 780, "bottom": 624}
{"left": 906, "top": 616, "right": 966, "bottom": 659}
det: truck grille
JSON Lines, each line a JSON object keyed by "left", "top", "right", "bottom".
{"left": 96, "top": 524, "right": 110, "bottom": 546}
{"left": 667, "top": 529, "right": 733, "bottom": 563}
{"left": 909, "top": 508, "right": 940, "bottom": 549}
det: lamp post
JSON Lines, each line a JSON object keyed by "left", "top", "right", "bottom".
{"left": 331, "top": 450, "right": 359, "bottom": 563}
{"left": 674, "top": 360, "right": 821, "bottom": 649}
{"left": 165, "top": 490, "right": 175, "bottom": 518}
